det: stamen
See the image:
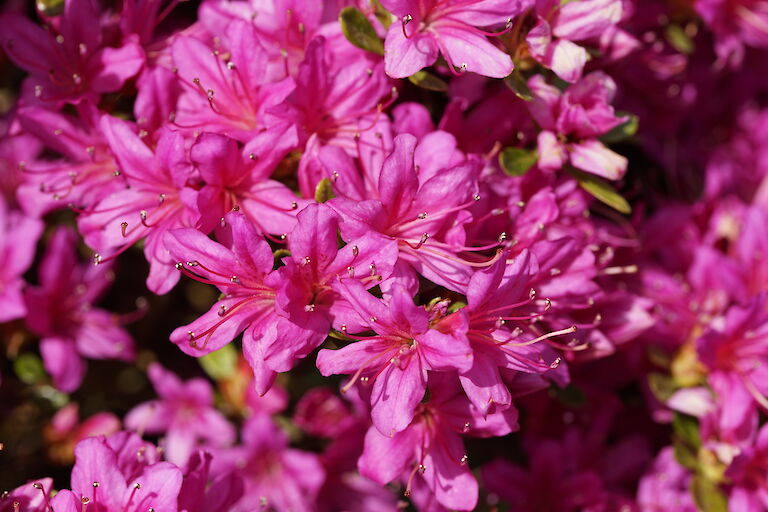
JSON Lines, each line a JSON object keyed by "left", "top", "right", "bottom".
{"left": 498, "top": 325, "right": 578, "bottom": 347}
{"left": 402, "top": 14, "right": 414, "bottom": 39}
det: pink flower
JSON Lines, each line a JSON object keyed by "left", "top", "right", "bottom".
{"left": 529, "top": 72, "right": 628, "bottom": 180}
{"left": 358, "top": 374, "right": 518, "bottom": 510}
{"left": 16, "top": 103, "right": 125, "bottom": 217}
{"left": 725, "top": 423, "right": 768, "bottom": 510}
{"left": 695, "top": 0, "right": 768, "bottom": 66}
{"left": 380, "top": 0, "right": 529, "bottom": 78}
{"left": 317, "top": 280, "right": 473, "bottom": 436}
{"left": 191, "top": 129, "right": 307, "bottom": 235}
{"left": 49, "top": 434, "right": 182, "bottom": 512}
{"left": 527, "top": 0, "right": 623, "bottom": 83}
{"left": 124, "top": 363, "right": 235, "bottom": 466}
{"left": 0, "top": 478, "right": 54, "bottom": 512}
{"left": 0, "top": 196, "right": 42, "bottom": 323}
{"left": 0, "top": 0, "right": 144, "bottom": 104}
{"left": 330, "top": 132, "right": 486, "bottom": 293}
{"left": 211, "top": 414, "right": 325, "bottom": 512}
{"left": 77, "top": 115, "right": 198, "bottom": 294}
{"left": 170, "top": 21, "right": 294, "bottom": 141}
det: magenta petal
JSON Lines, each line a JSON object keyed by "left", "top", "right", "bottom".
{"left": 88, "top": 42, "right": 145, "bottom": 93}
{"left": 124, "top": 462, "right": 183, "bottom": 512}
{"left": 72, "top": 437, "right": 127, "bottom": 509}
{"left": 370, "top": 357, "right": 425, "bottom": 436}
{"left": 358, "top": 424, "right": 419, "bottom": 484}
{"left": 41, "top": 337, "right": 87, "bottom": 393}
{"left": 569, "top": 139, "right": 628, "bottom": 180}
{"left": 433, "top": 25, "right": 514, "bottom": 78}
{"left": 419, "top": 328, "right": 473, "bottom": 372}
{"left": 421, "top": 433, "right": 478, "bottom": 510}
{"left": 383, "top": 23, "right": 439, "bottom": 79}
{"left": 49, "top": 490, "right": 81, "bottom": 512}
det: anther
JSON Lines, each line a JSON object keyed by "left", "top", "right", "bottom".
{"left": 462, "top": 422, "right": 470, "bottom": 432}
{"left": 33, "top": 483, "right": 43, "bottom": 490}
{"left": 473, "top": 194, "right": 481, "bottom": 201}
{"left": 121, "top": 222, "right": 128, "bottom": 237}
{"left": 249, "top": 153, "right": 256, "bottom": 160}
{"left": 227, "top": 61, "right": 235, "bottom": 70}
{"left": 331, "top": 170, "right": 339, "bottom": 181}
{"left": 79, "top": 43, "right": 87, "bottom": 55}
{"left": 460, "top": 454, "right": 468, "bottom": 465}
{"left": 230, "top": 276, "right": 240, "bottom": 284}
{"left": 498, "top": 232, "right": 507, "bottom": 242}
{"left": 369, "top": 263, "right": 377, "bottom": 276}
{"left": 56, "top": 35, "right": 64, "bottom": 44}
{"left": 352, "top": 245, "right": 359, "bottom": 257}
{"left": 158, "top": 193, "right": 166, "bottom": 204}
{"left": 347, "top": 266, "right": 355, "bottom": 277}
{"left": 218, "top": 305, "right": 227, "bottom": 317}
{"left": 550, "top": 357, "right": 562, "bottom": 369}
{"left": 93, "top": 253, "right": 103, "bottom": 265}
{"left": 305, "top": 304, "right": 316, "bottom": 312}
{"left": 302, "top": 256, "right": 311, "bottom": 265}
{"left": 175, "top": 262, "right": 183, "bottom": 270}
{"left": 140, "top": 210, "right": 148, "bottom": 221}
{"left": 186, "top": 260, "right": 199, "bottom": 267}
{"left": 403, "top": 14, "right": 413, "bottom": 24}
{"left": 187, "top": 331, "right": 195, "bottom": 340}
{"left": 291, "top": 201, "right": 298, "bottom": 210}
{"left": 369, "top": 316, "right": 377, "bottom": 323}
{"left": 92, "top": 482, "right": 100, "bottom": 488}
{"left": 417, "top": 212, "right": 427, "bottom": 219}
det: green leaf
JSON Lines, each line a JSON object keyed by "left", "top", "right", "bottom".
{"left": 503, "top": 69, "right": 533, "bottom": 101}
{"left": 600, "top": 113, "right": 639, "bottom": 144}
{"left": 672, "top": 413, "right": 702, "bottom": 449}
{"left": 314, "top": 177, "right": 335, "bottom": 203}
{"left": 665, "top": 24, "right": 695, "bottom": 55}
{"left": 340, "top": 7, "right": 384, "bottom": 56}
{"left": 499, "top": 147, "right": 538, "bottom": 176}
{"left": 36, "top": 0, "right": 64, "bottom": 16}
{"left": 568, "top": 168, "right": 632, "bottom": 214}
{"left": 408, "top": 70, "right": 449, "bottom": 92}
{"left": 199, "top": 344, "right": 238, "bottom": 381}
{"left": 648, "top": 372, "right": 676, "bottom": 402}
{"left": 14, "top": 352, "right": 47, "bottom": 385}
{"left": 673, "top": 440, "right": 698, "bottom": 471}
{"left": 370, "top": 0, "right": 392, "bottom": 29}
{"left": 691, "top": 475, "right": 728, "bottom": 512}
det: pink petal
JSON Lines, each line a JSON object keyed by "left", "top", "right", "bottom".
{"left": 432, "top": 25, "right": 513, "bottom": 78}
{"left": 383, "top": 23, "right": 439, "bottom": 79}
{"left": 41, "top": 337, "right": 86, "bottom": 393}
{"left": 569, "top": 139, "right": 627, "bottom": 180}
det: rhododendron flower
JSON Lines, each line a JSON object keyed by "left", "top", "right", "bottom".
{"left": 359, "top": 374, "right": 518, "bottom": 510}
{"left": 380, "top": 0, "right": 529, "bottom": 78}
{"left": 528, "top": 72, "right": 628, "bottom": 180}
{"left": 24, "top": 227, "right": 135, "bottom": 392}
{"left": 0, "top": 196, "right": 42, "bottom": 323}
{"left": 725, "top": 423, "right": 768, "bottom": 510}
{"left": 527, "top": 0, "right": 623, "bottom": 83}
{"left": 211, "top": 414, "right": 325, "bottom": 512}
{"left": 695, "top": 0, "right": 768, "bottom": 66}
{"left": 50, "top": 435, "right": 182, "bottom": 512}
{"left": 124, "top": 363, "right": 235, "bottom": 466}
{"left": 0, "top": 0, "right": 144, "bottom": 104}
{"left": 78, "top": 115, "right": 198, "bottom": 294}
{"left": 317, "top": 280, "right": 473, "bottom": 436}
{"left": 0, "top": 479, "right": 53, "bottom": 512}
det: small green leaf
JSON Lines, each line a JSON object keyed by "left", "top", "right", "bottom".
{"left": 672, "top": 413, "right": 701, "bottom": 449}
{"left": 673, "top": 440, "right": 698, "bottom": 471}
{"left": 407, "top": 70, "right": 449, "bottom": 92}
{"left": 314, "top": 177, "right": 335, "bottom": 203}
{"left": 503, "top": 69, "right": 533, "bottom": 101}
{"left": 648, "top": 372, "right": 676, "bottom": 402}
{"left": 36, "top": 0, "right": 64, "bottom": 16}
{"left": 14, "top": 352, "right": 47, "bottom": 385}
{"left": 370, "top": 0, "right": 392, "bottom": 29}
{"left": 600, "top": 114, "right": 639, "bottom": 144}
{"left": 691, "top": 475, "right": 728, "bottom": 512}
{"left": 199, "top": 344, "right": 238, "bottom": 381}
{"left": 568, "top": 168, "right": 632, "bottom": 214}
{"left": 448, "top": 300, "right": 467, "bottom": 313}
{"left": 665, "top": 24, "right": 695, "bottom": 55}
{"left": 340, "top": 7, "right": 384, "bottom": 56}
{"left": 499, "top": 147, "right": 538, "bottom": 176}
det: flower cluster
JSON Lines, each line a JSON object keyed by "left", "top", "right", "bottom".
{"left": 1, "top": 0, "right": 767, "bottom": 510}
